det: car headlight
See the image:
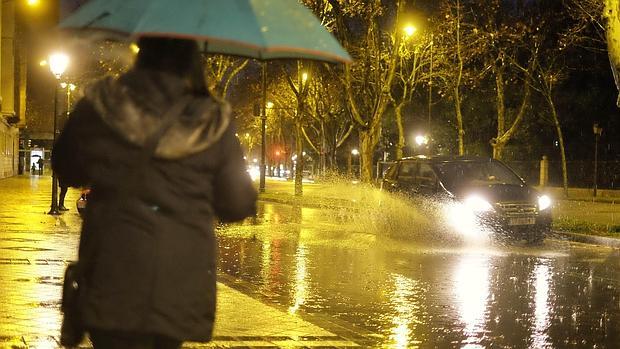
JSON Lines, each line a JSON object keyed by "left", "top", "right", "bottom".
{"left": 538, "top": 195, "right": 552, "bottom": 211}
{"left": 464, "top": 195, "right": 494, "bottom": 212}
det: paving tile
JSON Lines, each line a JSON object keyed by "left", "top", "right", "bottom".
{"left": 0, "top": 177, "right": 361, "bottom": 348}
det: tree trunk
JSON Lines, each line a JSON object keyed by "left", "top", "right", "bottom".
{"left": 492, "top": 66, "right": 531, "bottom": 160}
{"left": 294, "top": 119, "right": 304, "bottom": 196}
{"left": 320, "top": 121, "right": 327, "bottom": 176}
{"left": 359, "top": 129, "right": 380, "bottom": 182}
{"left": 493, "top": 69, "right": 506, "bottom": 159}
{"left": 454, "top": 88, "right": 465, "bottom": 155}
{"left": 492, "top": 142, "right": 505, "bottom": 160}
{"left": 607, "top": 0, "right": 620, "bottom": 106}
{"left": 549, "top": 98, "right": 569, "bottom": 198}
{"left": 395, "top": 104, "right": 405, "bottom": 159}
{"left": 454, "top": 0, "right": 465, "bottom": 156}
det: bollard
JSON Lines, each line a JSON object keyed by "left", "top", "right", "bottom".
{"left": 539, "top": 155, "right": 549, "bottom": 187}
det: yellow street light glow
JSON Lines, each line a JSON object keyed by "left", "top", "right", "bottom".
{"left": 404, "top": 25, "right": 417, "bottom": 37}
{"left": 26, "top": 0, "right": 40, "bottom": 7}
{"left": 351, "top": 149, "right": 359, "bottom": 156}
{"left": 415, "top": 135, "right": 429, "bottom": 146}
{"left": 49, "top": 53, "right": 69, "bottom": 79}
{"left": 39, "top": 60, "right": 47, "bottom": 67}
{"left": 301, "top": 72, "right": 308, "bottom": 83}
{"left": 60, "top": 82, "right": 77, "bottom": 90}
{"left": 130, "top": 43, "right": 140, "bottom": 54}
{"left": 266, "top": 101, "right": 274, "bottom": 109}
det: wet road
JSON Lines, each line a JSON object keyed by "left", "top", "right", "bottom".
{"left": 1, "top": 176, "right": 619, "bottom": 348}
{"left": 217, "top": 201, "right": 620, "bottom": 348}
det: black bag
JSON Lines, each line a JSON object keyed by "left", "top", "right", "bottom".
{"left": 60, "top": 262, "right": 85, "bottom": 347}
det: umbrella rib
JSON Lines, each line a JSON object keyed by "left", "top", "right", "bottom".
{"left": 84, "top": 11, "right": 111, "bottom": 28}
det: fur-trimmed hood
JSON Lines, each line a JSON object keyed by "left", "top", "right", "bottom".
{"left": 84, "top": 69, "right": 231, "bottom": 159}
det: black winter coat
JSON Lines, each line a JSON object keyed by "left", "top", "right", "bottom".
{"left": 52, "top": 70, "right": 257, "bottom": 341}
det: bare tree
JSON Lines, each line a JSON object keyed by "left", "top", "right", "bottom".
{"left": 282, "top": 61, "right": 313, "bottom": 196}
{"left": 391, "top": 29, "right": 433, "bottom": 159}
{"left": 303, "top": 66, "right": 352, "bottom": 174}
{"left": 432, "top": 0, "right": 489, "bottom": 155}
{"left": 530, "top": 60, "right": 569, "bottom": 196}
{"left": 203, "top": 55, "right": 249, "bottom": 99}
{"left": 327, "top": 0, "right": 406, "bottom": 182}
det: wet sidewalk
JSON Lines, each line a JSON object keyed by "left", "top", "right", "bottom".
{"left": 0, "top": 176, "right": 360, "bottom": 348}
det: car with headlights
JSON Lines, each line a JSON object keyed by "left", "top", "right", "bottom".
{"left": 381, "top": 155, "right": 552, "bottom": 243}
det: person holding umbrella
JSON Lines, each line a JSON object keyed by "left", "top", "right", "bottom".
{"left": 52, "top": 37, "right": 257, "bottom": 348}
{"left": 55, "top": 1, "right": 350, "bottom": 348}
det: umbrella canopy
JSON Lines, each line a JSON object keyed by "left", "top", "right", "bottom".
{"left": 59, "top": 0, "right": 351, "bottom": 64}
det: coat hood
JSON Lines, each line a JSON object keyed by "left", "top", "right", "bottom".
{"left": 84, "top": 69, "right": 231, "bottom": 159}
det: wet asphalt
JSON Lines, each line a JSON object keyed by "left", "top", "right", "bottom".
{"left": 217, "top": 201, "right": 620, "bottom": 348}
{"left": 0, "top": 176, "right": 619, "bottom": 348}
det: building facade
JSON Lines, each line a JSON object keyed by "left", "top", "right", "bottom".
{"left": 0, "top": 0, "right": 28, "bottom": 179}
{"left": 0, "top": 118, "right": 18, "bottom": 178}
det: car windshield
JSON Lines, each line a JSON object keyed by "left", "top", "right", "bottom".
{"left": 434, "top": 160, "right": 523, "bottom": 191}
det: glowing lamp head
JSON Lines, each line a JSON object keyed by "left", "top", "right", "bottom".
{"left": 415, "top": 135, "right": 429, "bottom": 146}
{"left": 403, "top": 25, "right": 417, "bottom": 37}
{"left": 49, "top": 53, "right": 69, "bottom": 79}
{"left": 130, "top": 43, "right": 140, "bottom": 54}
{"left": 351, "top": 149, "right": 359, "bottom": 156}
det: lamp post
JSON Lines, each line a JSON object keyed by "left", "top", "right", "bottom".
{"left": 351, "top": 149, "right": 360, "bottom": 178}
{"left": 259, "top": 63, "right": 268, "bottom": 193}
{"left": 47, "top": 52, "right": 69, "bottom": 215}
{"left": 428, "top": 34, "right": 434, "bottom": 139}
{"left": 60, "top": 82, "right": 76, "bottom": 117}
{"left": 593, "top": 123, "right": 603, "bottom": 197}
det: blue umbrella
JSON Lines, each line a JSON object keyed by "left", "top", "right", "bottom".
{"left": 59, "top": 0, "right": 351, "bottom": 63}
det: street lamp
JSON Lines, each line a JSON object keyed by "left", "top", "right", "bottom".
{"left": 415, "top": 135, "right": 429, "bottom": 146}
{"left": 130, "top": 43, "right": 140, "bottom": 55}
{"left": 60, "top": 83, "right": 76, "bottom": 117}
{"left": 47, "top": 52, "right": 69, "bottom": 215}
{"left": 593, "top": 123, "right": 603, "bottom": 197}
{"left": 49, "top": 53, "right": 69, "bottom": 78}
{"left": 403, "top": 24, "right": 417, "bottom": 38}
{"left": 414, "top": 134, "right": 429, "bottom": 156}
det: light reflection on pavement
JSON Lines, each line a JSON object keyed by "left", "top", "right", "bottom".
{"left": 218, "top": 201, "right": 620, "bottom": 348}
{"left": 1, "top": 176, "right": 619, "bottom": 348}
{"left": 0, "top": 176, "right": 81, "bottom": 345}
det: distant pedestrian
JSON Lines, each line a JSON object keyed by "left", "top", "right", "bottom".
{"left": 37, "top": 157, "right": 44, "bottom": 175}
{"left": 52, "top": 37, "right": 257, "bottom": 349}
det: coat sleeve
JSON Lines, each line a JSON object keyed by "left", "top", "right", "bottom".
{"left": 51, "top": 100, "right": 92, "bottom": 188}
{"left": 212, "top": 124, "right": 257, "bottom": 223}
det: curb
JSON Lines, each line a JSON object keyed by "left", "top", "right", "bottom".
{"left": 550, "top": 231, "right": 620, "bottom": 248}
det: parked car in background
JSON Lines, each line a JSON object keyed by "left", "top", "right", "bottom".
{"left": 381, "top": 155, "right": 552, "bottom": 243}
